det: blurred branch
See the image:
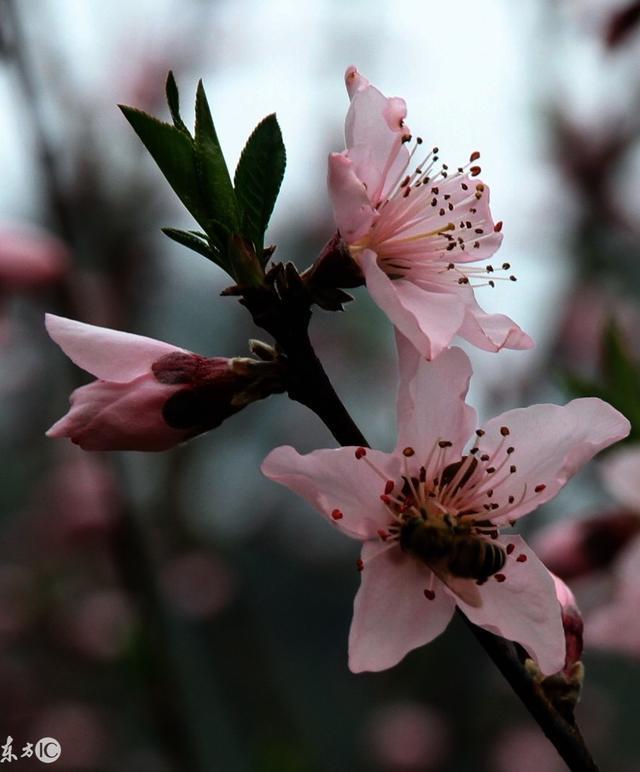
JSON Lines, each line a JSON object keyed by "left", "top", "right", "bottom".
{"left": 1, "top": 0, "right": 75, "bottom": 244}
{"left": 0, "top": 2, "right": 216, "bottom": 767}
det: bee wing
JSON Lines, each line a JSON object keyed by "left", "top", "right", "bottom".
{"left": 426, "top": 558, "right": 483, "bottom": 608}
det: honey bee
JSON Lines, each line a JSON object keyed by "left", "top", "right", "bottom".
{"left": 399, "top": 515, "right": 506, "bottom": 583}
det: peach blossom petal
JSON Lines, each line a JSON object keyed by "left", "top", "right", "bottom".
{"left": 360, "top": 250, "right": 466, "bottom": 360}
{"left": 327, "top": 153, "right": 377, "bottom": 243}
{"left": 261, "top": 445, "right": 402, "bottom": 540}
{"left": 458, "top": 537, "right": 565, "bottom": 675}
{"left": 348, "top": 542, "right": 455, "bottom": 672}
{"left": 477, "top": 399, "right": 630, "bottom": 525}
{"left": 395, "top": 335, "right": 477, "bottom": 463}
{"left": 46, "top": 314, "right": 186, "bottom": 382}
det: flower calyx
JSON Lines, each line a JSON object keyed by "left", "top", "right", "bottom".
{"left": 301, "top": 232, "right": 364, "bottom": 311}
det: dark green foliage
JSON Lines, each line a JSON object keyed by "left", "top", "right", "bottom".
{"left": 234, "top": 114, "right": 286, "bottom": 259}
{"left": 165, "top": 70, "right": 191, "bottom": 137}
{"left": 120, "top": 74, "right": 287, "bottom": 286}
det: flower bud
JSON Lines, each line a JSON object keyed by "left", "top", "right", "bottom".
{"left": 46, "top": 315, "right": 284, "bottom": 451}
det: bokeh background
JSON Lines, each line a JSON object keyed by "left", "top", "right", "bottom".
{"left": 1, "top": 0, "right": 640, "bottom": 769}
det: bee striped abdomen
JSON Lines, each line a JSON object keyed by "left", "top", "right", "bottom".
{"left": 449, "top": 537, "right": 506, "bottom": 581}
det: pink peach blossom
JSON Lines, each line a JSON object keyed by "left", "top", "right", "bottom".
{"left": 46, "top": 314, "right": 254, "bottom": 451}
{"left": 262, "top": 336, "right": 629, "bottom": 673}
{"left": 0, "top": 224, "right": 69, "bottom": 289}
{"left": 327, "top": 67, "right": 532, "bottom": 359}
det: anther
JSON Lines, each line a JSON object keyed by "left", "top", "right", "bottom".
{"left": 480, "top": 454, "right": 490, "bottom": 462}
{"left": 476, "top": 429, "right": 485, "bottom": 437}
{"left": 494, "top": 573, "right": 506, "bottom": 582}
{"left": 494, "top": 221, "right": 503, "bottom": 232}
{"left": 502, "top": 262, "right": 511, "bottom": 269}
{"left": 356, "top": 559, "right": 364, "bottom": 572}
{"left": 508, "top": 495, "right": 515, "bottom": 504}
{"left": 377, "top": 529, "right": 389, "bottom": 541}
{"left": 516, "top": 554, "right": 528, "bottom": 563}
{"left": 438, "top": 440, "right": 452, "bottom": 448}
{"left": 384, "top": 480, "right": 395, "bottom": 495}
{"left": 507, "top": 447, "right": 515, "bottom": 454}
{"left": 355, "top": 447, "right": 367, "bottom": 459}
{"left": 487, "top": 466, "right": 496, "bottom": 474}
{"left": 380, "top": 494, "right": 391, "bottom": 505}
{"left": 470, "top": 150, "right": 481, "bottom": 162}
{"left": 424, "top": 589, "right": 436, "bottom": 601}
{"left": 403, "top": 447, "right": 415, "bottom": 457}
{"left": 331, "top": 509, "right": 343, "bottom": 520}
{"left": 534, "top": 484, "right": 546, "bottom": 493}
{"left": 509, "top": 275, "right": 517, "bottom": 282}
{"left": 500, "top": 427, "right": 510, "bottom": 436}
{"left": 510, "top": 465, "right": 517, "bottom": 474}
{"left": 506, "top": 543, "right": 515, "bottom": 555}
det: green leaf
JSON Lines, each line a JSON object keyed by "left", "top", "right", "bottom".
{"left": 194, "top": 80, "right": 239, "bottom": 232}
{"left": 119, "top": 106, "right": 211, "bottom": 229}
{"left": 165, "top": 71, "right": 191, "bottom": 136}
{"left": 234, "top": 114, "right": 286, "bottom": 258}
{"left": 162, "top": 228, "right": 221, "bottom": 264}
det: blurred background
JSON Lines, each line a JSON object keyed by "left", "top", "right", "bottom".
{"left": 1, "top": 0, "right": 640, "bottom": 769}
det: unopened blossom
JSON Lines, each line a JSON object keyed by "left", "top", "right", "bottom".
{"left": 46, "top": 314, "right": 280, "bottom": 451}
{"left": 327, "top": 67, "right": 532, "bottom": 359}
{"left": 0, "top": 224, "right": 69, "bottom": 289}
{"left": 262, "top": 337, "right": 629, "bottom": 673}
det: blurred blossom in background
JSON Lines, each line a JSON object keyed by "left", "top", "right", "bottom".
{"left": 1, "top": 0, "right": 640, "bottom": 770}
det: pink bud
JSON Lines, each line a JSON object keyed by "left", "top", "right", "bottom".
{"left": 45, "top": 315, "right": 259, "bottom": 451}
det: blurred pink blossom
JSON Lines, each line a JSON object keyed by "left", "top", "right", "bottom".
{"left": 363, "top": 701, "right": 449, "bottom": 771}
{"left": 492, "top": 725, "right": 565, "bottom": 772}
{"left": 0, "top": 224, "right": 69, "bottom": 290}
{"left": 535, "top": 445, "right": 640, "bottom": 579}
{"left": 327, "top": 66, "right": 532, "bottom": 359}
{"left": 32, "top": 447, "right": 121, "bottom": 549}
{"left": 63, "top": 589, "right": 135, "bottom": 661}
{"left": 29, "top": 702, "right": 107, "bottom": 771}
{"left": 46, "top": 314, "right": 253, "bottom": 451}
{"left": 159, "top": 551, "right": 235, "bottom": 619}
{"left": 262, "top": 336, "right": 629, "bottom": 673}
